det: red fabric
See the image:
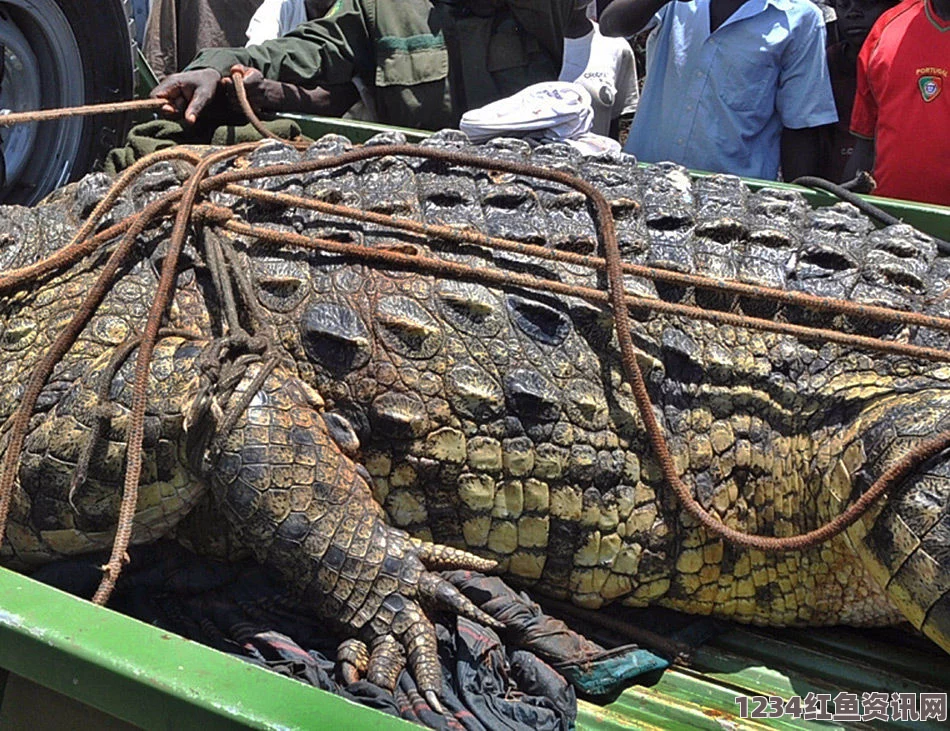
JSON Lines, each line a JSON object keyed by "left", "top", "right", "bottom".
{"left": 817, "top": 41, "right": 859, "bottom": 183}
{"left": 851, "top": 0, "right": 950, "bottom": 205}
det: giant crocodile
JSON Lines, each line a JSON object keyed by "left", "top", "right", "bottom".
{"left": 0, "top": 133, "right": 948, "bottom": 703}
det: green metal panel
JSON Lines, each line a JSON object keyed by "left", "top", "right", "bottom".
{"left": 0, "top": 567, "right": 414, "bottom": 730}
{"left": 681, "top": 168, "right": 950, "bottom": 242}
{"left": 577, "top": 625, "right": 950, "bottom": 730}
{"left": 5, "top": 561, "right": 946, "bottom": 730}
{"left": 135, "top": 48, "right": 160, "bottom": 103}
{"left": 276, "top": 112, "right": 431, "bottom": 145}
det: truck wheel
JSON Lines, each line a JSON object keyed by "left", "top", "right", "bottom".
{"left": 0, "top": 0, "right": 134, "bottom": 205}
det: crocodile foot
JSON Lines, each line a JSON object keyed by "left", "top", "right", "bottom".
{"left": 198, "top": 356, "right": 507, "bottom": 706}
{"left": 329, "top": 533, "right": 504, "bottom": 711}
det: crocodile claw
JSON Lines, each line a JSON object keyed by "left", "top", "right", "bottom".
{"left": 328, "top": 530, "right": 500, "bottom": 706}
{"left": 424, "top": 690, "right": 445, "bottom": 715}
{"left": 337, "top": 637, "right": 369, "bottom": 685}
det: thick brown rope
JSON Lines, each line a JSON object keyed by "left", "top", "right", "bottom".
{"left": 0, "top": 77, "right": 275, "bottom": 591}
{"left": 0, "top": 99, "right": 166, "bottom": 127}
{"left": 221, "top": 218, "right": 950, "bottom": 551}
{"left": 231, "top": 72, "right": 285, "bottom": 143}
{"left": 198, "top": 142, "right": 950, "bottom": 552}
{"left": 0, "top": 189, "right": 186, "bottom": 553}
{"left": 0, "top": 147, "right": 202, "bottom": 295}
{"left": 91, "top": 144, "right": 255, "bottom": 605}
{"left": 68, "top": 328, "right": 204, "bottom": 509}
{"left": 222, "top": 216, "right": 950, "bottom": 364}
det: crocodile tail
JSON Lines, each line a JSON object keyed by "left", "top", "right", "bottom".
{"left": 846, "top": 392, "right": 950, "bottom": 652}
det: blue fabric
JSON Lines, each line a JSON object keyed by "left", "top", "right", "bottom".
{"left": 624, "top": 0, "right": 837, "bottom": 180}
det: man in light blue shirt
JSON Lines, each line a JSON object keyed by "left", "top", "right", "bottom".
{"left": 601, "top": 0, "right": 837, "bottom": 180}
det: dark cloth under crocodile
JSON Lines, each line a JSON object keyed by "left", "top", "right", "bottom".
{"left": 32, "top": 542, "right": 682, "bottom": 730}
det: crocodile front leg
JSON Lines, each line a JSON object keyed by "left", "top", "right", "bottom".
{"left": 198, "top": 358, "right": 502, "bottom": 708}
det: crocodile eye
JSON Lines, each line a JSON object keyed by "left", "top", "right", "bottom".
{"left": 299, "top": 303, "right": 371, "bottom": 374}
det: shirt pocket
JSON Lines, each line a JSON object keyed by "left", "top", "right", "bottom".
{"left": 714, "top": 45, "right": 778, "bottom": 114}
{"left": 375, "top": 35, "right": 449, "bottom": 89}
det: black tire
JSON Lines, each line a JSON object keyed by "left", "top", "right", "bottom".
{"left": 0, "top": 0, "right": 134, "bottom": 205}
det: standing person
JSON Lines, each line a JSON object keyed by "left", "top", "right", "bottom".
{"left": 817, "top": 0, "right": 897, "bottom": 183}
{"left": 245, "top": 0, "right": 337, "bottom": 46}
{"left": 848, "top": 0, "right": 950, "bottom": 206}
{"left": 144, "top": 0, "right": 264, "bottom": 79}
{"left": 241, "top": 0, "right": 367, "bottom": 120}
{"left": 599, "top": 0, "right": 838, "bottom": 181}
{"left": 559, "top": 1, "right": 639, "bottom": 139}
{"left": 151, "top": 0, "right": 575, "bottom": 131}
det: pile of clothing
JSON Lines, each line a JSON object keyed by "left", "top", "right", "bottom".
{"left": 460, "top": 82, "right": 622, "bottom": 156}
{"left": 33, "top": 541, "right": 713, "bottom": 730}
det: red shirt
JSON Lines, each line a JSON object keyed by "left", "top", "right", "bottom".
{"left": 851, "top": 0, "right": 950, "bottom": 206}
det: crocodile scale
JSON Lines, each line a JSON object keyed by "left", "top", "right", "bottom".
{"left": 0, "top": 133, "right": 947, "bottom": 688}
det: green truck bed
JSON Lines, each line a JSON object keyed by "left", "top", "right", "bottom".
{"left": 2, "top": 113, "right": 949, "bottom": 730}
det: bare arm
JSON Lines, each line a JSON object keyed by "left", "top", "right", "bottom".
{"left": 781, "top": 126, "right": 822, "bottom": 182}
{"left": 600, "top": 0, "right": 671, "bottom": 37}
{"left": 225, "top": 65, "right": 360, "bottom": 117}
{"left": 844, "top": 136, "right": 875, "bottom": 181}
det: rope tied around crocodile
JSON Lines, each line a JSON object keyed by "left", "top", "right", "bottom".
{"left": 2, "top": 73, "right": 950, "bottom": 605}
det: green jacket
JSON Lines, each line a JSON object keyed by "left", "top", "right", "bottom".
{"left": 187, "top": 0, "right": 574, "bottom": 130}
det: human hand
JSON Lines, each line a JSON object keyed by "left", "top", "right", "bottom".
{"left": 150, "top": 68, "right": 223, "bottom": 124}
{"left": 223, "top": 64, "right": 288, "bottom": 113}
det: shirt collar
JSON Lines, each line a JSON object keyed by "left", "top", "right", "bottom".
{"left": 744, "top": 0, "right": 795, "bottom": 15}
{"left": 925, "top": 0, "right": 950, "bottom": 31}
{"left": 700, "top": 0, "right": 794, "bottom": 31}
